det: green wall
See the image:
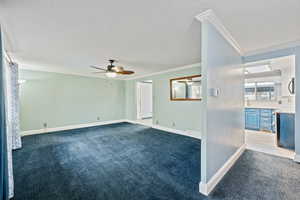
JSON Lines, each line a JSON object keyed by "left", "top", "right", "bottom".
{"left": 20, "top": 66, "right": 202, "bottom": 132}
{"left": 19, "top": 70, "right": 125, "bottom": 131}
{"left": 125, "top": 65, "right": 202, "bottom": 132}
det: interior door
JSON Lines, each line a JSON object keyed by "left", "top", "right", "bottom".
{"left": 139, "top": 82, "right": 152, "bottom": 119}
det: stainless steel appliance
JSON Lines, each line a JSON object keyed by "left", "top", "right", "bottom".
{"left": 276, "top": 112, "right": 295, "bottom": 150}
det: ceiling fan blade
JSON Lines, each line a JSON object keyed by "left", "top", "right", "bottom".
{"left": 90, "top": 65, "right": 107, "bottom": 71}
{"left": 92, "top": 71, "right": 107, "bottom": 74}
{"left": 117, "top": 70, "right": 134, "bottom": 75}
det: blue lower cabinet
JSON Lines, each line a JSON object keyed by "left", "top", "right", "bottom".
{"left": 245, "top": 108, "right": 275, "bottom": 132}
{"left": 260, "top": 109, "right": 273, "bottom": 132}
{"left": 245, "top": 109, "right": 260, "bottom": 130}
{"left": 260, "top": 118, "right": 272, "bottom": 131}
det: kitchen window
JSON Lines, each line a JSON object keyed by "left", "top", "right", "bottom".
{"left": 245, "top": 83, "right": 256, "bottom": 100}
{"left": 245, "top": 81, "right": 279, "bottom": 101}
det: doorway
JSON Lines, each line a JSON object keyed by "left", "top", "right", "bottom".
{"left": 136, "top": 80, "right": 153, "bottom": 126}
{"left": 244, "top": 55, "right": 296, "bottom": 159}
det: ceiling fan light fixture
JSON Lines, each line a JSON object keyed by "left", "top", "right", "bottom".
{"left": 90, "top": 59, "right": 134, "bottom": 77}
{"left": 112, "top": 66, "right": 123, "bottom": 72}
{"left": 106, "top": 71, "right": 117, "bottom": 78}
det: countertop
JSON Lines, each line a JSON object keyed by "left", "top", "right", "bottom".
{"left": 245, "top": 107, "right": 295, "bottom": 114}
{"left": 245, "top": 106, "right": 278, "bottom": 110}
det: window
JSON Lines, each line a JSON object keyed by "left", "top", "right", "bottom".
{"left": 245, "top": 82, "right": 279, "bottom": 101}
{"left": 245, "top": 83, "right": 256, "bottom": 100}
{"left": 256, "top": 82, "right": 276, "bottom": 101}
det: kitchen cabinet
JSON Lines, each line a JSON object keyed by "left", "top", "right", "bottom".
{"left": 260, "top": 109, "right": 273, "bottom": 132}
{"left": 245, "top": 108, "right": 275, "bottom": 132}
{"left": 245, "top": 109, "right": 260, "bottom": 130}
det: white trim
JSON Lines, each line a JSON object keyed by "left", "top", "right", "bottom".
{"left": 21, "top": 119, "right": 201, "bottom": 139}
{"left": 244, "top": 39, "right": 300, "bottom": 57}
{"left": 125, "top": 119, "right": 149, "bottom": 126}
{"left": 195, "top": 9, "right": 244, "bottom": 56}
{"left": 125, "top": 63, "right": 201, "bottom": 80}
{"left": 21, "top": 119, "right": 126, "bottom": 136}
{"left": 294, "top": 154, "right": 300, "bottom": 163}
{"left": 199, "top": 144, "right": 246, "bottom": 195}
{"left": 152, "top": 125, "right": 201, "bottom": 139}
{"left": 19, "top": 61, "right": 200, "bottom": 81}
{"left": 19, "top": 62, "right": 118, "bottom": 80}
{"left": 125, "top": 120, "right": 201, "bottom": 139}
{"left": 136, "top": 81, "right": 153, "bottom": 120}
{"left": 136, "top": 82, "right": 142, "bottom": 120}
{"left": 4, "top": 51, "right": 12, "bottom": 63}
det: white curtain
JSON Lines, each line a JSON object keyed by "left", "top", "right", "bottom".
{"left": 7, "top": 62, "right": 22, "bottom": 150}
{"left": 4, "top": 60, "right": 22, "bottom": 198}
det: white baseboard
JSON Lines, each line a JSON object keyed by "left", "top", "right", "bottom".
{"left": 125, "top": 119, "right": 150, "bottom": 126}
{"left": 294, "top": 154, "right": 300, "bottom": 163}
{"left": 21, "top": 119, "right": 202, "bottom": 140}
{"left": 152, "top": 125, "right": 201, "bottom": 139}
{"left": 21, "top": 119, "right": 126, "bottom": 136}
{"left": 124, "top": 120, "right": 201, "bottom": 139}
{"left": 199, "top": 144, "right": 246, "bottom": 195}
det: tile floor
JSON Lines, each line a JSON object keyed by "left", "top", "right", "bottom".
{"left": 245, "top": 129, "right": 295, "bottom": 159}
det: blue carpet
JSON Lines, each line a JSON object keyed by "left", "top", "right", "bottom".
{"left": 13, "top": 122, "right": 202, "bottom": 200}
{"left": 210, "top": 149, "right": 300, "bottom": 200}
{"left": 12, "top": 122, "right": 300, "bottom": 200}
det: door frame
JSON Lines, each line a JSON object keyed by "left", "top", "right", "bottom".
{"left": 243, "top": 55, "right": 296, "bottom": 153}
{"left": 136, "top": 80, "right": 153, "bottom": 120}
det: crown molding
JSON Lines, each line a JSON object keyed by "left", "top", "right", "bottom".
{"left": 18, "top": 61, "right": 126, "bottom": 80}
{"left": 0, "top": 26, "right": 10, "bottom": 62}
{"left": 125, "top": 62, "right": 201, "bottom": 80}
{"left": 195, "top": 9, "right": 244, "bottom": 56}
{"left": 19, "top": 61, "right": 201, "bottom": 81}
{"left": 18, "top": 60, "right": 201, "bottom": 81}
{"left": 244, "top": 39, "right": 300, "bottom": 57}
{"left": 3, "top": 50, "right": 11, "bottom": 62}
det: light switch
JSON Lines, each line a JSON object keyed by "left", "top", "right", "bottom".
{"left": 209, "top": 88, "right": 220, "bottom": 97}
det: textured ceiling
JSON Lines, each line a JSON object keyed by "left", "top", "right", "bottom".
{"left": 0, "top": 0, "right": 299, "bottom": 78}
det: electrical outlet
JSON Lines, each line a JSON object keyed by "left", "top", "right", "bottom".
{"left": 43, "top": 123, "right": 47, "bottom": 128}
{"left": 156, "top": 120, "right": 159, "bottom": 125}
{"left": 172, "top": 122, "right": 175, "bottom": 127}
{"left": 97, "top": 116, "right": 100, "bottom": 120}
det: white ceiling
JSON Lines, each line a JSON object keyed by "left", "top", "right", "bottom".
{"left": 1, "top": 0, "right": 300, "bottom": 78}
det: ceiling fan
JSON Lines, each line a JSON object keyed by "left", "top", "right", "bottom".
{"left": 90, "top": 59, "right": 134, "bottom": 78}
